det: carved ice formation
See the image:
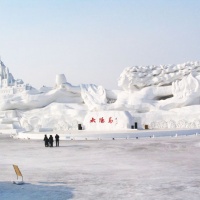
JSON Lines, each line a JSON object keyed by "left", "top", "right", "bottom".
{"left": 0, "top": 60, "right": 200, "bottom": 132}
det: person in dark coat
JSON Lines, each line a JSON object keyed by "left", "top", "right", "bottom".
{"left": 55, "top": 134, "right": 60, "bottom": 147}
{"left": 44, "top": 135, "right": 49, "bottom": 147}
{"left": 49, "top": 135, "right": 54, "bottom": 147}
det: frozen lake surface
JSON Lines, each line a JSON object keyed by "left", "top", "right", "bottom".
{"left": 0, "top": 133, "right": 200, "bottom": 200}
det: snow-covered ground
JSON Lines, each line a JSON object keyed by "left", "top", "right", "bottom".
{"left": 15, "top": 128, "right": 200, "bottom": 140}
{"left": 1, "top": 133, "right": 200, "bottom": 200}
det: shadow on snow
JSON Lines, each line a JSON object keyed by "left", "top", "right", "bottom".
{"left": 0, "top": 181, "right": 74, "bottom": 200}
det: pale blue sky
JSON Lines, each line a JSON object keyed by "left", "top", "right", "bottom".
{"left": 0, "top": 0, "right": 200, "bottom": 89}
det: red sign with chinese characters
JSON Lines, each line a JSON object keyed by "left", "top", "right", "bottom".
{"left": 90, "top": 117, "right": 117, "bottom": 124}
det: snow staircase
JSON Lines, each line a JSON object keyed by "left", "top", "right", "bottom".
{"left": 0, "top": 111, "right": 24, "bottom": 134}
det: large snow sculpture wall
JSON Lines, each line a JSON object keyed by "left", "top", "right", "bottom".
{"left": 0, "top": 60, "right": 200, "bottom": 132}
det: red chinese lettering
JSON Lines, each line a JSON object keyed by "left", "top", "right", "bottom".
{"left": 108, "top": 117, "right": 113, "bottom": 123}
{"left": 99, "top": 117, "right": 105, "bottom": 123}
{"left": 90, "top": 117, "right": 96, "bottom": 123}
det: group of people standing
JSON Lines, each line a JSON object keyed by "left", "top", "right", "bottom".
{"left": 44, "top": 134, "right": 60, "bottom": 147}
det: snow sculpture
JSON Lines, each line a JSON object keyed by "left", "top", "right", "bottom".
{"left": 119, "top": 61, "right": 200, "bottom": 88}
{"left": 59, "top": 81, "right": 108, "bottom": 111}
{"left": 112, "top": 62, "right": 200, "bottom": 112}
{"left": 0, "top": 60, "right": 200, "bottom": 132}
{"left": 55, "top": 74, "right": 67, "bottom": 87}
{"left": 0, "top": 59, "right": 15, "bottom": 87}
{"left": 0, "top": 59, "right": 31, "bottom": 92}
{"left": 157, "top": 73, "right": 200, "bottom": 110}
{"left": 167, "top": 120, "right": 176, "bottom": 129}
{"left": 194, "top": 120, "right": 200, "bottom": 128}
{"left": 80, "top": 84, "right": 107, "bottom": 110}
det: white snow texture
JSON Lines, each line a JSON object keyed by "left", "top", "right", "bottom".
{"left": 0, "top": 60, "right": 200, "bottom": 132}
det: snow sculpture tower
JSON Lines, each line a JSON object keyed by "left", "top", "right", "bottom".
{"left": 0, "top": 59, "right": 34, "bottom": 95}
{"left": 0, "top": 58, "right": 15, "bottom": 88}
{"left": 55, "top": 74, "right": 67, "bottom": 87}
